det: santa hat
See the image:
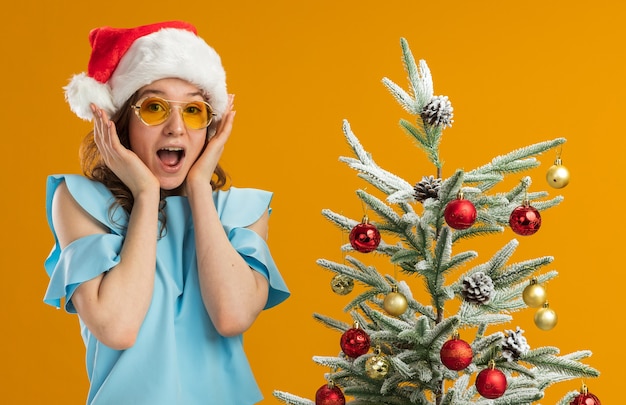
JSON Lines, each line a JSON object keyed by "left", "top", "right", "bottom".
{"left": 64, "top": 21, "right": 228, "bottom": 121}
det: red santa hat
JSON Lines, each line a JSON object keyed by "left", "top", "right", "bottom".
{"left": 64, "top": 21, "right": 228, "bottom": 121}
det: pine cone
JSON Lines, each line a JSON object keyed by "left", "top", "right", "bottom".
{"left": 501, "top": 327, "right": 530, "bottom": 362}
{"left": 413, "top": 175, "right": 442, "bottom": 203}
{"left": 461, "top": 272, "right": 495, "bottom": 304}
{"left": 421, "top": 95, "right": 454, "bottom": 128}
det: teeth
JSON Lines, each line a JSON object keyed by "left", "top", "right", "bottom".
{"left": 161, "top": 147, "right": 183, "bottom": 151}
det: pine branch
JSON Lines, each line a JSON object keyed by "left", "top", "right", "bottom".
{"left": 399, "top": 118, "right": 443, "bottom": 168}
{"left": 438, "top": 169, "right": 464, "bottom": 204}
{"left": 471, "top": 332, "right": 504, "bottom": 363}
{"left": 529, "top": 352, "right": 599, "bottom": 392}
{"left": 450, "top": 224, "right": 504, "bottom": 243}
{"left": 399, "top": 118, "right": 428, "bottom": 153}
{"left": 557, "top": 391, "right": 581, "bottom": 405}
{"left": 498, "top": 360, "right": 536, "bottom": 379}
{"left": 382, "top": 76, "right": 417, "bottom": 115}
{"left": 440, "top": 375, "right": 471, "bottom": 404}
{"left": 312, "top": 355, "right": 354, "bottom": 371}
{"left": 396, "top": 315, "right": 432, "bottom": 347}
{"left": 463, "top": 172, "right": 504, "bottom": 184}
{"left": 356, "top": 190, "right": 405, "bottom": 230}
{"left": 317, "top": 256, "right": 389, "bottom": 290}
{"left": 489, "top": 390, "right": 543, "bottom": 404}
{"left": 388, "top": 357, "right": 417, "bottom": 379}
{"left": 381, "top": 38, "right": 433, "bottom": 115}
{"left": 340, "top": 120, "right": 416, "bottom": 201}
{"left": 458, "top": 301, "right": 513, "bottom": 326}
{"left": 401, "top": 39, "right": 433, "bottom": 110}
{"left": 389, "top": 248, "right": 421, "bottom": 266}
{"left": 344, "top": 290, "right": 383, "bottom": 312}
{"left": 504, "top": 176, "right": 532, "bottom": 201}
{"left": 495, "top": 258, "right": 554, "bottom": 287}
{"left": 320, "top": 208, "right": 359, "bottom": 232}
{"left": 363, "top": 303, "right": 414, "bottom": 333}
{"left": 443, "top": 251, "right": 478, "bottom": 274}
{"left": 354, "top": 190, "right": 427, "bottom": 256}
{"left": 424, "top": 316, "right": 461, "bottom": 351}
{"left": 485, "top": 239, "right": 519, "bottom": 272}
{"left": 272, "top": 391, "right": 315, "bottom": 405}
{"left": 527, "top": 352, "right": 599, "bottom": 378}
{"left": 468, "top": 138, "right": 566, "bottom": 176}
{"left": 312, "top": 313, "right": 351, "bottom": 333}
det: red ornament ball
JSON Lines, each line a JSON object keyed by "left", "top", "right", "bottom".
{"left": 509, "top": 203, "right": 541, "bottom": 236}
{"left": 570, "top": 385, "right": 601, "bottom": 405}
{"left": 444, "top": 198, "right": 477, "bottom": 230}
{"left": 440, "top": 337, "right": 473, "bottom": 371}
{"left": 570, "top": 393, "right": 601, "bottom": 405}
{"left": 340, "top": 327, "right": 371, "bottom": 358}
{"left": 349, "top": 221, "right": 381, "bottom": 253}
{"left": 475, "top": 366, "right": 507, "bottom": 399}
{"left": 315, "top": 383, "right": 346, "bottom": 405}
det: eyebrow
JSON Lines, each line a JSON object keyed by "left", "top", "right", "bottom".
{"left": 137, "top": 89, "right": 204, "bottom": 99}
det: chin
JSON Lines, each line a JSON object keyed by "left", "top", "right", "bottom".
{"left": 159, "top": 180, "right": 186, "bottom": 195}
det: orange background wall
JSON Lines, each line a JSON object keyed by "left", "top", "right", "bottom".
{"left": 1, "top": 1, "right": 622, "bottom": 403}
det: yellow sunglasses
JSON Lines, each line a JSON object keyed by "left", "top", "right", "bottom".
{"left": 131, "top": 96, "right": 216, "bottom": 130}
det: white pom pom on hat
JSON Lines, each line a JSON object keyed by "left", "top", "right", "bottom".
{"left": 64, "top": 21, "right": 228, "bottom": 122}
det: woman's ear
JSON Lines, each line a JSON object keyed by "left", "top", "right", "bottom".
{"left": 206, "top": 123, "right": 218, "bottom": 140}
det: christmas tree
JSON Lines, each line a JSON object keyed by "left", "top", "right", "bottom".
{"left": 273, "top": 39, "right": 600, "bottom": 405}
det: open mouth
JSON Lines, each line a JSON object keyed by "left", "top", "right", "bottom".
{"left": 157, "top": 147, "right": 185, "bottom": 168}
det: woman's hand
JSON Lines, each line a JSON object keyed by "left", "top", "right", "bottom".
{"left": 91, "top": 104, "right": 159, "bottom": 197}
{"left": 185, "top": 95, "right": 236, "bottom": 193}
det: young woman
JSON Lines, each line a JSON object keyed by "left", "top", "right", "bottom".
{"left": 43, "top": 21, "right": 289, "bottom": 404}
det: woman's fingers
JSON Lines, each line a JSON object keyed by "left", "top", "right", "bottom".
{"left": 206, "top": 96, "right": 236, "bottom": 154}
{"left": 215, "top": 94, "right": 235, "bottom": 136}
{"left": 90, "top": 104, "right": 156, "bottom": 194}
{"left": 92, "top": 105, "right": 116, "bottom": 166}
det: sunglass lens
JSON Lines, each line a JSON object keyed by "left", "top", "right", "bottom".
{"left": 140, "top": 97, "right": 170, "bottom": 125}
{"left": 183, "top": 102, "right": 210, "bottom": 129}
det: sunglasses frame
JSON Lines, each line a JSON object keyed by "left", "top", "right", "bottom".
{"left": 131, "top": 96, "right": 217, "bottom": 130}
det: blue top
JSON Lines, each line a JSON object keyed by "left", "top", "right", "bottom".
{"left": 43, "top": 174, "right": 290, "bottom": 405}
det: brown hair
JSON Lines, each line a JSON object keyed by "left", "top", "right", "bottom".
{"left": 79, "top": 92, "right": 228, "bottom": 233}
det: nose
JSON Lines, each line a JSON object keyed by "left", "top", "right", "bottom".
{"left": 163, "top": 106, "right": 186, "bottom": 136}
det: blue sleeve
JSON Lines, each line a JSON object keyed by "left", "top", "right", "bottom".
{"left": 43, "top": 175, "right": 127, "bottom": 312}
{"left": 215, "top": 187, "right": 290, "bottom": 309}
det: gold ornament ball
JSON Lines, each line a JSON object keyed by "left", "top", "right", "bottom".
{"left": 365, "top": 354, "right": 390, "bottom": 379}
{"left": 331, "top": 274, "right": 354, "bottom": 295}
{"left": 522, "top": 282, "right": 547, "bottom": 308}
{"left": 546, "top": 162, "right": 570, "bottom": 189}
{"left": 383, "top": 291, "right": 408, "bottom": 316}
{"left": 534, "top": 305, "right": 558, "bottom": 330}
